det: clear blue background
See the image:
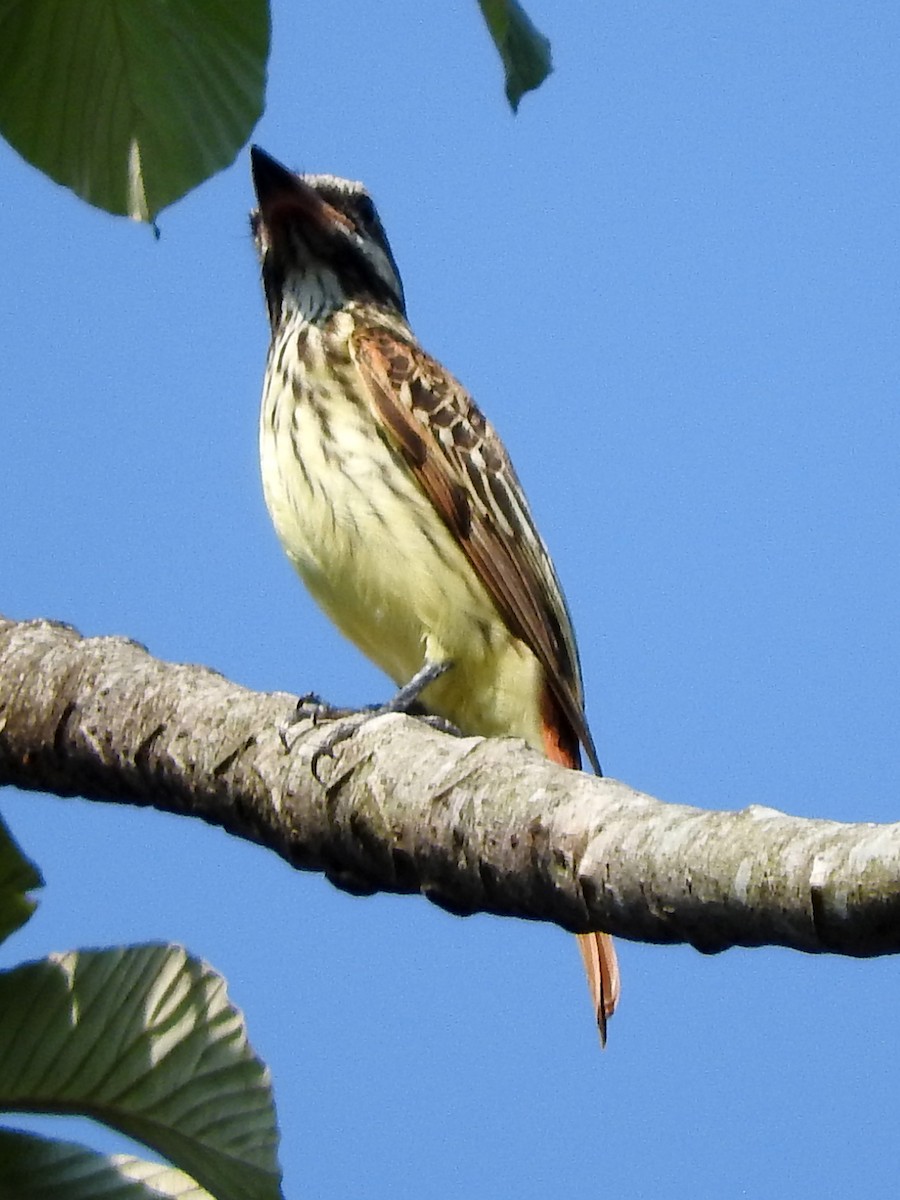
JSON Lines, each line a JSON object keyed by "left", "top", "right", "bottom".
{"left": 3, "top": 3, "right": 900, "bottom": 1196}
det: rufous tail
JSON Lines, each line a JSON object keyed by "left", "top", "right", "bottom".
{"left": 576, "top": 931, "right": 620, "bottom": 1047}
{"left": 541, "top": 690, "right": 620, "bottom": 1046}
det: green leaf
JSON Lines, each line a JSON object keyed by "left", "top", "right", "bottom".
{"left": 0, "top": 810, "right": 42, "bottom": 947}
{"left": 0, "top": 0, "right": 270, "bottom": 221}
{"left": 0, "top": 945, "right": 283, "bottom": 1200}
{"left": 476, "top": 0, "right": 552, "bottom": 111}
{"left": 0, "top": 1127, "right": 215, "bottom": 1200}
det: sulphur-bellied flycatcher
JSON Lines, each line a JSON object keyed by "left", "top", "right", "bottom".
{"left": 250, "top": 146, "right": 619, "bottom": 1042}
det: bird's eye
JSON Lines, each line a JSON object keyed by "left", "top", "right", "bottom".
{"left": 355, "top": 194, "right": 376, "bottom": 228}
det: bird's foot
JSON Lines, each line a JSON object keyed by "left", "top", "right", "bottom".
{"left": 278, "top": 692, "right": 354, "bottom": 751}
{"left": 286, "top": 662, "right": 460, "bottom": 781}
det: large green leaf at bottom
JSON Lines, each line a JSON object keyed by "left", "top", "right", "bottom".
{"left": 0, "top": 0, "right": 270, "bottom": 220}
{"left": 0, "top": 811, "right": 42, "bottom": 947}
{"left": 0, "top": 945, "right": 282, "bottom": 1200}
{"left": 0, "top": 1127, "right": 214, "bottom": 1200}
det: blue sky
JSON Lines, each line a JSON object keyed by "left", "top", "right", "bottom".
{"left": 3, "top": 2, "right": 900, "bottom": 1196}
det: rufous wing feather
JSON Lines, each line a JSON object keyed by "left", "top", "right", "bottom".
{"left": 351, "top": 327, "right": 601, "bottom": 773}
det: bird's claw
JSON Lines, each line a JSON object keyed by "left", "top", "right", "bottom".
{"left": 309, "top": 713, "right": 369, "bottom": 783}
{"left": 280, "top": 662, "right": 460, "bottom": 775}
{"left": 279, "top": 693, "right": 347, "bottom": 751}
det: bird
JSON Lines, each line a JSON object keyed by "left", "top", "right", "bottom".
{"left": 249, "top": 145, "right": 619, "bottom": 1043}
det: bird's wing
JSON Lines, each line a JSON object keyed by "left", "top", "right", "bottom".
{"left": 351, "top": 325, "right": 600, "bottom": 774}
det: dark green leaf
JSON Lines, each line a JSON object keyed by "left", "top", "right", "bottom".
{"left": 0, "top": 1127, "right": 215, "bottom": 1199}
{"left": 477, "top": 0, "right": 552, "bottom": 111}
{"left": 0, "top": 0, "right": 270, "bottom": 220}
{"left": 0, "top": 945, "right": 283, "bottom": 1200}
{"left": 0, "top": 810, "right": 42, "bottom": 947}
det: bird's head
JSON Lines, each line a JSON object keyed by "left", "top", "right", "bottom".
{"left": 250, "top": 146, "right": 406, "bottom": 329}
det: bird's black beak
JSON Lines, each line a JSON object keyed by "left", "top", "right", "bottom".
{"left": 250, "top": 145, "right": 339, "bottom": 240}
{"left": 250, "top": 146, "right": 299, "bottom": 207}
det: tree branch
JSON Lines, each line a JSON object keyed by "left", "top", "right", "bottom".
{"left": 1, "top": 614, "right": 898, "bottom": 957}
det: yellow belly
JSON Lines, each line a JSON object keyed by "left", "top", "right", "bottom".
{"left": 259, "top": 345, "right": 544, "bottom": 748}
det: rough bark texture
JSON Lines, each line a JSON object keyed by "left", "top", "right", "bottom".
{"left": 1, "top": 614, "right": 899, "bottom": 956}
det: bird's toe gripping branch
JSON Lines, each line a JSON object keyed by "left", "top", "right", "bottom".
{"left": 282, "top": 661, "right": 460, "bottom": 782}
